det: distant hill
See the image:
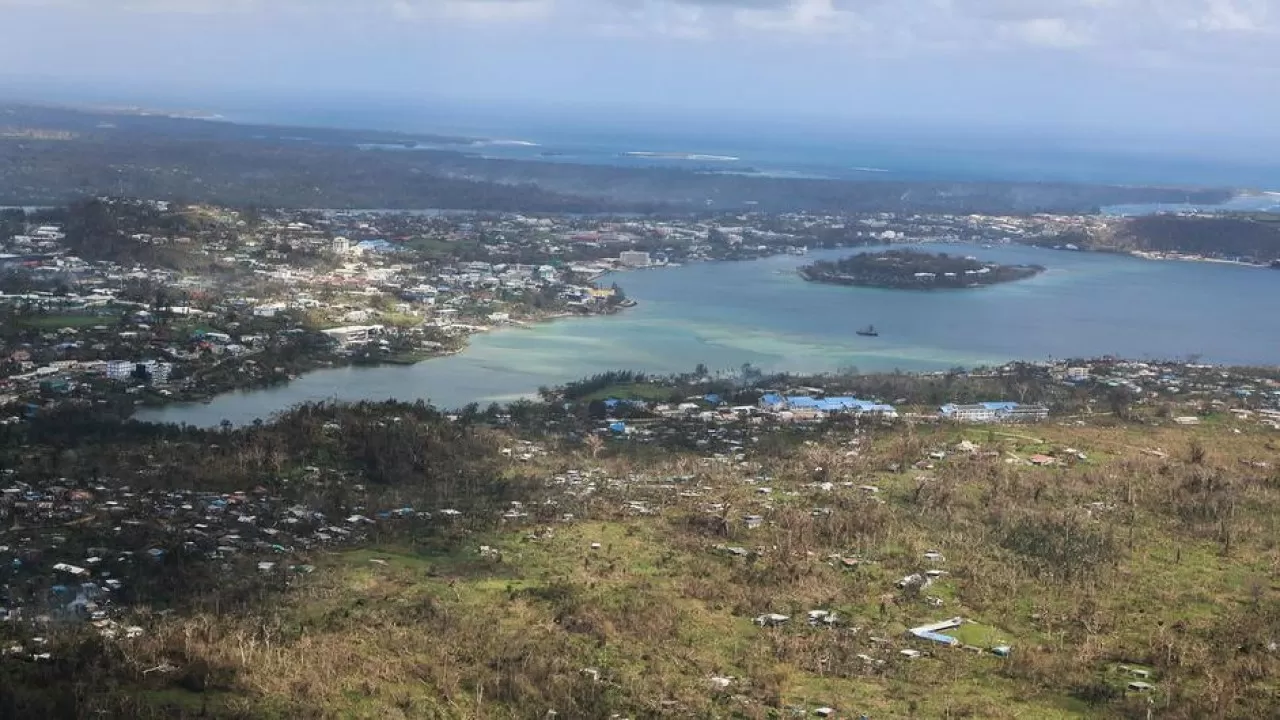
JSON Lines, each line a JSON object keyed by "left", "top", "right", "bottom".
{"left": 1117, "top": 214, "right": 1280, "bottom": 261}
{"left": 1034, "top": 213, "right": 1280, "bottom": 262}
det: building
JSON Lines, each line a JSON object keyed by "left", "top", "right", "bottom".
{"left": 105, "top": 360, "right": 172, "bottom": 384}
{"left": 619, "top": 251, "right": 652, "bottom": 268}
{"left": 758, "top": 394, "right": 897, "bottom": 418}
{"left": 322, "top": 325, "right": 385, "bottom": 347}
{"left": 940, "top": 402, "right": 1048, "bottom": 423}
{"left": 1065, "top": 367, "right": 1090, "bottom": 382}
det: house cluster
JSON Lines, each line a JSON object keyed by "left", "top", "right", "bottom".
{"left": 0, "top": 469, "right": 433, "bottom": 652}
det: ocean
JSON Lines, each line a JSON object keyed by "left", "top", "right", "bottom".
{"left": 215, "top": 101, "right": 1280, "bottom": 190}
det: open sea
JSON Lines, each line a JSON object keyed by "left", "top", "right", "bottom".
{"left": 216, "top": 101, "right": 1280, "bottom": 190}
{"left": 136, "top": 244, "right": 1280, "bottom": 427}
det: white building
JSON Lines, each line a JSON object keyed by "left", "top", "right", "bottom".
{"left": 322, "top": 325, "right": 385, "bottom": 346}
{"left": 619, "top": 251, "right": 652, "bottom": 268}
{"left": 105, "top": 360, "right": 173, "bottom": 384}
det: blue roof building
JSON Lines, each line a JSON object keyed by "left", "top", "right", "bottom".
{"left": 761, "top": 395, "right": 897, "bottom": 417}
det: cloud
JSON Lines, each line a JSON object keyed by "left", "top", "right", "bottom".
{"left": 1000, "top": 17, "right": 1093, "bottom": 47}
{"left": 2, "top": 0, "right": 1277, "bottom": 67}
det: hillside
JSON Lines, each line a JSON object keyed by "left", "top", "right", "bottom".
{"left": 1037, "top": 213, "right": 1280, "bottom": 262}
{"left": 1119, "top": 215, "right": 1280, "bottom": 261}
{"left": 3, "top": 388, "right": 1280, "bottom": 719}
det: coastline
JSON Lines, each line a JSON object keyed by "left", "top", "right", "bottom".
{"left": 1126, "top": 250, "right": 1270, "bottom": 268}
{"left": 128, "top": 302, "right": 637, "bottom": 419}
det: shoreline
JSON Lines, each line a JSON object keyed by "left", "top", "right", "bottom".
{"left": 128, "top": 303, "right": 636, "bottom": 420}
{"left": 1126, "top": 250, "right": 1270, "bottom": 268}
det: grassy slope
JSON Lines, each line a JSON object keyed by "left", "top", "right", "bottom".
{"left": 123, "top": 417, "right": 1280, "bottom": 719}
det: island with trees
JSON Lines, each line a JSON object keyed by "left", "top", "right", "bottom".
{"left": 799, "top": 249, "right": 1045, "bottom": 290}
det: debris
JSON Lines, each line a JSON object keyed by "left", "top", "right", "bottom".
{"left": 1127, "top": 681, "right": 1154, "bottom": 692}
{"left": 807, "top": 610, "right": 837, "bottom": 626}
{"left": 755, "top": 613, "right": 791, "bottom": 627}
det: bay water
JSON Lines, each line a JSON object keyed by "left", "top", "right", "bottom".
{"left": 135, "top": 244, "right": 1280, "bottom": 427}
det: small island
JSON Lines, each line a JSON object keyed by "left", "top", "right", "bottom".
{"left": 799, "top": 249, "right": 1045, "bottom": 290}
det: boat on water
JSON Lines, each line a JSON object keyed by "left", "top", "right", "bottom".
{"left": 856, "top": 325, "right": 879, "bottom": 337}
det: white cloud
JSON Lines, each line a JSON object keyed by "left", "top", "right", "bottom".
{"left": 1189, "top": 0, "right": 1273, "bottom": 31}
{"left": 2, "top": 0, "right": 1277, "bottom": 64}
{"left": 999, "top": 17, "right": 1093, "bottom": 47}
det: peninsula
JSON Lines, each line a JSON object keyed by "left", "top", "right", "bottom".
{"left": 800, "top": 249, "right": 1045, "bottom": 289}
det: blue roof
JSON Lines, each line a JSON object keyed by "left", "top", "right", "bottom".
{"left": 760, "top": 393, "right": 785, "bottom": 406}
{"left": 982, "top": 402, "right": 1020, "bottom": 412}
{"left": 609, "top": 421, "right": 627, "bottom": 433}
{"left": 704, "top": 393, "right": 722, "bottom": 405}
{"left": 784, "top": 396, "right": 895, "bottom": 413}
{"left": 913, "top": 630, "right": 960, "bottom": 645}
{"left": 941, "top": 402, "right": 1020, "bottom": 415}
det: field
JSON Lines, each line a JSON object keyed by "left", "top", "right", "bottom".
{"left": 12, "top": 313, "right": 109, "bottom": 330}
{"left": 103, "top": 415, "right": 1280, "bottom": 719}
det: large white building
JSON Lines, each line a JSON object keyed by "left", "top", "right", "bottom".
{"left": 105, "top": 360, "right": 173, "bottom": 384}
{"left": 619, "top": 251, "right": 652, "bottom": 268}
{"left": 322, "top": 325, "right": 385, "bottom": 347}
{"left": 940, "top": 402, "right": 1049, "bottom": 423}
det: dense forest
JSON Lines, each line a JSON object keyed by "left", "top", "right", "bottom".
{"left": 0, "top": 104, "right": 1233, "bottom": 214}
{"left": 800, "top": 249, "right": 1045, "bottom": 289}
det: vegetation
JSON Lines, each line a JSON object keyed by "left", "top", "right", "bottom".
{"left": 3, "top": 390, "right": 1280, "bottom": 718}
{"left": 1118, "top": 214, "right": 1280, "bottom": 261}
{"left": 800, "top": 249, "right": 1045, "bottom": 290}
{"left": 1035, "top": 213, "right": 1280, "bottom": 262}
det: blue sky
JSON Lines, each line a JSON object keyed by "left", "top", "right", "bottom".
{"left": 1, "top": 0, "right": 1278, "bottom": 154}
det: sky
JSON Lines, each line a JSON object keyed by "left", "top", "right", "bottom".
{"left": 0, "top": 0, "right": 1278, "bottom": 154}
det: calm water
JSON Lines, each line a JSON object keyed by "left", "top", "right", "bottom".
{"left": 135, "top": 244, "right": 1280, "bottom": 427}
